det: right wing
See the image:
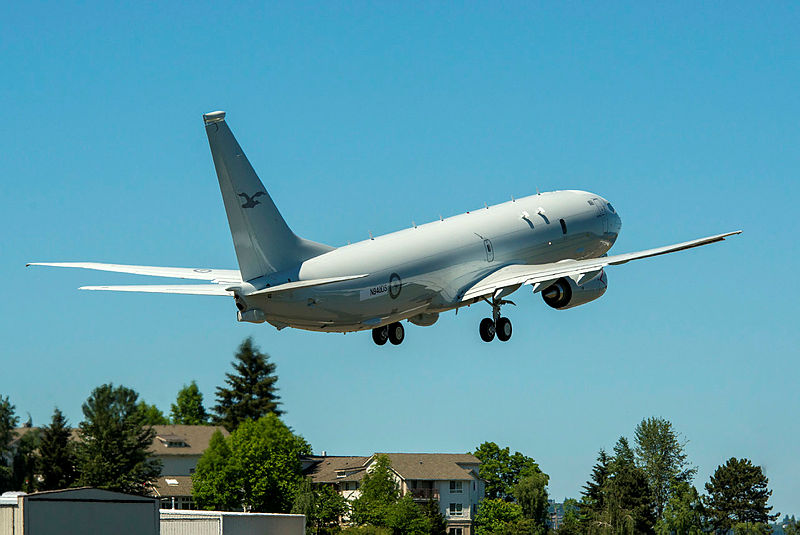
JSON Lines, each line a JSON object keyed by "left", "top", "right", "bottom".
{"left": 461, "top": 230, "right": 741, "bottom": 302}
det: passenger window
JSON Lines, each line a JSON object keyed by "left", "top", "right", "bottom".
{"left": 606, "top": 203, "right": 615, "bottom": 213}
{"left": 560, "top": 219, "right": 567, "bottom": 234}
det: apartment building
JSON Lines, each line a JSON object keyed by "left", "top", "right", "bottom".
{"left": 303, "top": 453, "right": 485, "bottom": 535}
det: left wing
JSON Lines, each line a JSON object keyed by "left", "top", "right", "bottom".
{"left": 80, "top": 284, "right": 234, "bottom": 296}
{"left": 461, "top": 230, "right": 741, "bottom": 302}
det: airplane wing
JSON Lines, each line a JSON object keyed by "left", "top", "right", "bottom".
{"left": 26, "top": 262, "right": 243, "bottom": 284}
{"left": 461, "top": 230, "right": 741, "bottom": 302}
{"left": 80, "top": 284, "right": 235, "bottom": 296}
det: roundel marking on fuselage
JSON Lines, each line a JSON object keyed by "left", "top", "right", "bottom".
{"left": 389, "top": 273, "right": 402, "bottom": 299}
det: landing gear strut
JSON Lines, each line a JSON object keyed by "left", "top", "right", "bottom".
{"left": 372, "top": 322, "right": 405, "bottom": 346}
{"left": 479, "top": 295, "right": 514, "bottom": 343}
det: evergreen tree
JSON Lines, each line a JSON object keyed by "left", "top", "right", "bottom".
{"left": 11, "top": 427, "right": 39, "bottom": 492}
{"left": 171, "top": 381, "right": 209, "bottom": 425}
{"left": 704, "top": 458, "right": 778, "bottom": 533}
{"left": 37, "top": 408, "right": 76, "bottom": 490}
{"left": 602, "top": 437, "right": 657, "bottom": 534}
{"left": 0, "top": 396, "right": 19, "bottom": 492}
{"left": 213, "top": 337, "right": 283, "bottom": 431}
{"left": 634, "top": 416, "right": 697, "bottom": 519}
{"left": 192, "top": 414, "right": 310, "bottom": 513}
{"left": 580, "top": 449, "right": 610, "bottom": 528}
{"left": 76, "top": 384, "right": 162, "bottom": 495}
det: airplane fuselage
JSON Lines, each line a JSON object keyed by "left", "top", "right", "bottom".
{"left": 240, "top": 189, "right": 622, "bottom": 332}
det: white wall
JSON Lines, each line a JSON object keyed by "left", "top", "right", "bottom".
{"left": 156, "top": 456, "right": 199, "bottom": 476}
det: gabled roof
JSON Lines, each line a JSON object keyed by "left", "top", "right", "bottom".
{"left": 149, "top": 425, "right": 228, "bottom": 456}
{"left": 303, "top": 453, "right": 481, "bottom": 483}
{"left": 150, "top": 476, "right": 193, "bottom": 498}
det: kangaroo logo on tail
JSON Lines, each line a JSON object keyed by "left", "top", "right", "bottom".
{"left": 238, "top": 191, "right": 266, "bottom": 209}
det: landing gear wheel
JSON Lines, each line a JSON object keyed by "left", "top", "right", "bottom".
{"left": 388, "top": 322, "right": 405, "bottom": 345}
{"left": 496, "top": 317, "right": 512, "bottom": 342}
{"left": 372, "top": 326, "right": 389, "bottom": 345}
{"left": 479, "top": 318, "right": 496, "bottom": 342}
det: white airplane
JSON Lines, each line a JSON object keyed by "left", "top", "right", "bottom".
{"left": 29, "top": 111, "right": 741, "bottom": 345}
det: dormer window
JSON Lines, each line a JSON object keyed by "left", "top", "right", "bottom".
{"left": 156, "top": 434, "right": 189, "bottom": 448}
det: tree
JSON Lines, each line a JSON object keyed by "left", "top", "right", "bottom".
{"left": 0, "top": 396, "right": 19, "bottom": 492}
{"left": 474, "top": 498, "right": 524, "bottom": 535}
{"left": 37, "top": 408, "right": 76, "bottom": 490}
{"left": 655, "top": 480, "right": 705, "bottom": 535}
{"left": 192, "top": 414, "right": 310, "bottom": 513}
{"left": 634, "top": 417, "right": 697, "bottom": 519}
{"left": 473, "top": 442, "right": 541, "bottom": 500}
{"left": 784, "top": 516, "right": 800, "bottom": 535}
{"left": 292, "top": 477, "right": 348, "bottom": 534}
{"left": 704, "top": 458, "right": 779, "bottom": 533}
{"left": 556, "top": 498, "right": 582, "bottom": 534}
{"left": 76, "top": 384, "right": 162, "bottom": 494}
{"left": 732, "top": 523, "right": 771, "bottom": 535}
{"left": 513, "top": 471, "right": 550, "bottom": 527}
{"left": 171, "top": 381, "right": 209, "bottom": 425}
{"left": 350, "top": 454, "right": 400, "bottom": 527}
{"left": 580, "top": 449, "right": 611, "bottom": 530}
{"left": 213, "top": 337, "right": 283, "bottom": 432}
{"left": 136, "top": 402, "right": 169, "bottom": 425}
{"left": 11, "top": 427, "right": 39, "bottom": 492}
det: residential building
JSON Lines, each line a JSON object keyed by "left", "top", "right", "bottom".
{"left": 148, "top": 425, "right": 229, "bottom": 510}
{"left": 303, "top": 453, "right": 485, "bottom": 535}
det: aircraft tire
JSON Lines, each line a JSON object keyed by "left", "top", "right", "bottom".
{"left": 372, "top": 326, "right": 389, "bottom": 345}
{"left": 479, "top": 318, "right": 496, "bottom": 342}
{"left": 388, "top": 322, "right": 405, "bottom": 345}
{"left": 496, "top": 317, "right": 512, "bottom": 342}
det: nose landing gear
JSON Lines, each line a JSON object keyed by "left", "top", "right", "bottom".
{"left": 479, "top": 295, "right": 514, "bottom": 342}
{"left": 372, "top": 322, "right": 405, "bottom": 346}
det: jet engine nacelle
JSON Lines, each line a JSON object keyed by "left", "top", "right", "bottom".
{"left": 542, "top": 270, "right": 608, "bottom": 310}
{"left": 408, "top": 312, "right": 439, "bottom": 327}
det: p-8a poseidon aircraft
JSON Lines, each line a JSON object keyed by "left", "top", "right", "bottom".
{"left": 29, "top": 111, "right": 741, "bottom": 346}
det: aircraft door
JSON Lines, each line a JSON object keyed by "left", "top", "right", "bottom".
{"left": 484, "top": 239, "right": 495, "bottom": 262}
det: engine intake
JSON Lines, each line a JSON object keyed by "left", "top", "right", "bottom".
{"left": 542, "top": 270, "right": 608, "bottom": 310}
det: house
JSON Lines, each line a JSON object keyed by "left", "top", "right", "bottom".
{"left": 303, "top": 453, "right": 485, "bottom": 535}
{"left": 147, "top": 425, "right": 228, "bottom": 510}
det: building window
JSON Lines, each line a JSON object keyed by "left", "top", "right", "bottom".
{"left": 449, "top": 503, "right": 463, "bottom": 516}
{"left": 449, "top": 481, "right": 463, "bottom": 494}
{"left": 449, "top": 529, "right": 463, "bottom": 535}
{"left": 344, "top": 481, "right": 359, "bottom": 491}
{"left": 560, "top": 218, "right": 567, "bottom": 234}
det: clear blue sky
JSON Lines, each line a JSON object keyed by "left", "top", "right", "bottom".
{"left": 2, "top": 1, "right": 798, "bottom": 516}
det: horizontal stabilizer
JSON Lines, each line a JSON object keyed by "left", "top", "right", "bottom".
{"left": 247, "top": 274, "right": 370, "bottom": 296}
{"left": 27, "top": 262, "right": 242, "bottom": 284}
{"left": 79, "top": 285, "right": 234, "bottom": 296}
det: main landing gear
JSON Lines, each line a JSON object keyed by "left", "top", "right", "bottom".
{"left": 371, "top": 322, "right": 405, "bottom": 346}
{"left": 479, "top": 296, "right": 514, "bottom": 343}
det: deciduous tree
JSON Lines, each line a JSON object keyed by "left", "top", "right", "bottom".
{"left": 171, "top": 381, "right": 209, "bottom": 425}
{"left": 634, "top": 416, "right": 697, "bottom": 519}
{"left": 292, "top": 477, "right": 348, "bottom": 534}
{"left": 474, "top": 498, "right": 524, "bottom": 535}
{"left": 76, "top": 384, "right": 162, "bottom": 494}
{"left": 37, "top": 408, "right": 76, "bottom": 490}
{"left": 513, "top": 471, "right": 550, "bottom": 527}
{"left": 137, "top": 401, "right": 169, "bottom": 425}
{"left": 214, "top": 337, "right": 283, "bottom": 431}
{"left": 473, "top": 442, "right": 541, "bottom": 500}
{"left": 192, "top": 414, "right": 310, "bottom": 513}
{"left": 0, "top": 396, "right": 19, "bottom": 492}
{"left": 655, "top": 480, "right": 705, "bottom": 535}
{"left": 704, "top": 458, "right": 778, "bottom": 533}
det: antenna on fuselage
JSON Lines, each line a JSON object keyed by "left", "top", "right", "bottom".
{"left": 368, "top": 231, "right": 374, "bottom": 240}
{"left": 536, "top": 187, "right": 540, "bottom": 195}
{"left": 511, "top": 195, "right": 515, "bottom": 202}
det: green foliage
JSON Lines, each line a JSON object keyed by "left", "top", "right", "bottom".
{"left": 0, "top": 396, "right": 19, "bottom": 492}
{"left": 784, "top": 516, "right": 800, "bottom": 535}
{"left": 11, "top": 428, "right": 40, "bottom": 492}
{"left": 136, "top": 401, "right": 169, "bottom": 425}
{"left": 37, "top": 408, "right": 77, "bottom": 490}
{"left": 704, "top": 457, "right": 778, "bottom": 533}
{"left": 654, "top": 481, "right": 705, "bottom": 535}
{"left": 340, "top": 527, "right": 391, "bottom": 535}
{"left": 581, "top": 449, "right": 611, "bottom": 524}
{"left": 171, "top": 381, "right": 209, "bottom": 425}
{"left": 556, "top": 498, "right": 582, "bottom": 534}
{"left": 474, "top": 498, "right": 524, "bottom": 535}
{"left": 76, "top": 384, "right": 162, "bottom": 495}
{"left": 350, "top": 455, "right": 400, "bottom": 526}
{"left": 473, "top": 442, "right": 541, "bottom": 500}
{"left": 733, "top": 522, "right": 771, "bottom": 534}
{"left": 633, "top": 417, "right": 697, "bottom": 520}
{"left": 513, "top": 470, "right": 550, "bottom": 526}
{"left": 214, "top": 337, "right": 283, "bottom": 432}
{"left": 292, "top": 478, "right": 348, "bottom": 534}
{"left": 192, "top": 414, "right": 310, "bottom": 513}
{"left": 349, "top": 455, "right": 444, "bottom": 535}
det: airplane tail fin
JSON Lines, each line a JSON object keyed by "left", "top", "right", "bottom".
{"left": 203, "top": 111, "right": 333, "bottom": 281}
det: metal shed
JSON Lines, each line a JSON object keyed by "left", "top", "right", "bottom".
{"left": 160, "top": 509, "right": 305, "bottom": 535}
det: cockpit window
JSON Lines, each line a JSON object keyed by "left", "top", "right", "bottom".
{"left": 559, "top": 219, "right": 567, "bottom": 234}
{"left": 587, "top": 199, "right": 594, "bottom": 205}
{"left": 606, "top": 203, "right": 615, "bottom": 213}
